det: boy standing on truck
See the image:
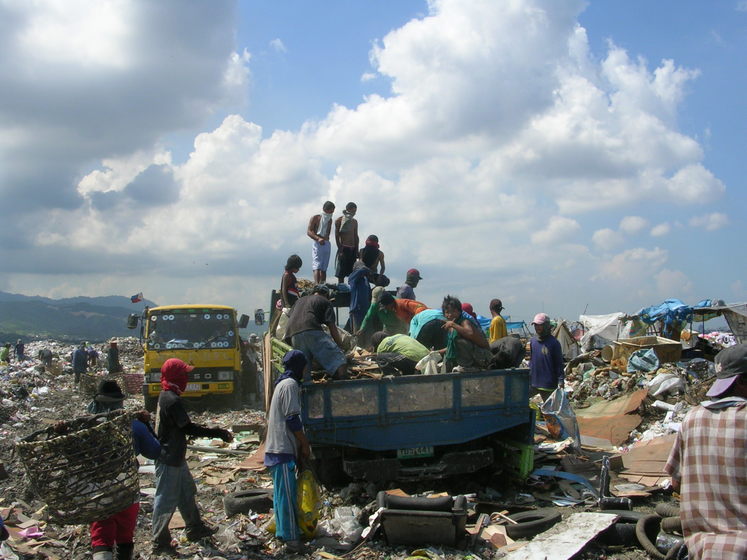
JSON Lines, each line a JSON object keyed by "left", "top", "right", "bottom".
{"left": 334, "top": 202, "right": 359, "bottom": 284}
{"left": 284, "top": 285, "right": 349, "bottom": 381}
{"left": 307, "top": 201, "right": 335, "bottom": 284}
{"left": 265, "top": 350, "right": 311, "bottom": 554}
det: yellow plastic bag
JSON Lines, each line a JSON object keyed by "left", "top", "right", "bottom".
{"left": 296, "top": 468, "right": 321, "bottom": 538}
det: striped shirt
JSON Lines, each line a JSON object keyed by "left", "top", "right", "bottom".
{"left": 664, "top": 397, "right": 747, "bottom": 559}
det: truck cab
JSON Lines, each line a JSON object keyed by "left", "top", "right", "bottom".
{"left": 131, "top": 304, "right": 250, "bottom": 410}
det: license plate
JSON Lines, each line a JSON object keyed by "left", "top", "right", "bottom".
{"left": 397, "top": 446, "right": 434, "bottom": 459}
{"left": 186, "top": 383, "right": 201, "bottom": 392}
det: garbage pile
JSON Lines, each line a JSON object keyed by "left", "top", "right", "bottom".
{"left": 1, "top": 334, "right": 727, "bottom": 560}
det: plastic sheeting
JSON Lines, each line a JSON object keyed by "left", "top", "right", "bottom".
{"left": 579, "top": 313, "right": 630, "bottom": 351}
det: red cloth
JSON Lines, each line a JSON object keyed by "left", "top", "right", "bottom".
{"left": 90, "top": 502, "right": 139, "bottom": 548}
{"left": 160, "top": 358, "right": 191, "bottom": 394}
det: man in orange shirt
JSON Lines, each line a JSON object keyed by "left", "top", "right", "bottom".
{"left": 378, "top": 292, "right": 427, "bottom": 327}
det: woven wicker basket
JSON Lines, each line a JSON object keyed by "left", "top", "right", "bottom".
{"left": 15, "top": 410, "right": 140, "bottom": 525}
{"left": 80, "top": 371, "right": 125, "bottom": 398}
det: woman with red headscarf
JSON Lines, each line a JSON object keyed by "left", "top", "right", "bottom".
{"left": 151, "top": 359, "right": 234, "bottom": 555}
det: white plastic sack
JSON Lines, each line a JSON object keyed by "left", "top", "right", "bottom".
{"left": 647, "top": 372, "right": 686, "bottom": 397}
{"left": 274, "top": 307, "right": 291, "bottom": 339}
{"left": 541, "top": 388, "right": 581, "bottom": 450}
{"left": 415, "top": 351, "right": 441, "bottom": 375}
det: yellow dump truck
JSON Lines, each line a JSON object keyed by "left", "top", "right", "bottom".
{"left": 128, "top": 304, "right": 250, "bottom": 411}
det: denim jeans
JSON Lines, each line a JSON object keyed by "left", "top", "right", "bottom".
{"left": 151, "top": 461, "right": 202, "bottom": 545}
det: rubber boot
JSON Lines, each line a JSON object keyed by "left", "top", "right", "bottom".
{"left": 93, "top": 551, "right": 113, "bottom": 560}
{"left": 116, "top": 543, "right": 134, "bottom": 560}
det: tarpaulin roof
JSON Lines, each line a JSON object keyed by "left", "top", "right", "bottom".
{"left": 636, "top": 298, "right": 692, "bottom": 325}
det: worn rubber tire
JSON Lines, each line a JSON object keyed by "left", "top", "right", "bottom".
{"left": 505, "top": 509, "right": 562, "bottom": 539}
{"left": 660, "top": 516, "right": 682, "bottom": 534}
{"left": 636, "top": 514, "right": 666, "bottom": 560}
{"left": 655, "top": 503, "right": 681, "bottom": 519}
{"left": 223, "top": 489, "right": 273, "bottom": 517}
{"left": 595, "top": 510, "right": 648, "bottom": 546}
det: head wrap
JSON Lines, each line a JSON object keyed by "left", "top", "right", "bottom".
{"left": 160, "top": 358, "right": 193, "bottom": 394}
{"left": 277, "top": 350, "right": 307, "bottom": 384}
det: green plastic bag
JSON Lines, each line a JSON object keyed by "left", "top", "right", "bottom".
{"left": 296, "top": 468, "right": 321, "bottom": 538}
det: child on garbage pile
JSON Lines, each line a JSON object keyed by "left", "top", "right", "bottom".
{"left": 80, "top": 380, "right": 161, "bottom": 560}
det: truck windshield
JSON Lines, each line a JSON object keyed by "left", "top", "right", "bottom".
{"left": 146, "top": 309, "right": 237, "bottom": 350}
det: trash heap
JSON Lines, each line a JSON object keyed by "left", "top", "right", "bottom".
{"left": 1, "top": 333, "right": 735, "bottom": 559}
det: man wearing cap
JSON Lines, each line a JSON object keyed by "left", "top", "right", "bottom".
{"left": 265, "top": 350, "right": 311, "bottom": 554}
{"left": 488, "top": 299, "right": 508, "bottom": 343}
{"left": 664, "top": 344, "right": 747, "bottom": 559}
{"left": 396, "top": 268, "right": 422, "bottom": 300}
{"left": 284, "top": 285, "right": 348, "bottom": 381}
{"left": 85, "top": 380, "right": 161, "bottom": 560}
{"left": 528, "top": 313, "right": 564, "bottom": 401}
{"left": 307, "top": 201, "right": 335, "bottom": 284}
{"left": 152, "top": 358, "right": 233, "bottom": 554}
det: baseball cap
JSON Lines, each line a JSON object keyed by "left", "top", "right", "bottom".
{"left": 406, "top": 268, "right": 422, "bottom": 280}
{"left": 706, "top": 344, "right": 747, "bottom": 397}
{"left": 531, "top": 312, "right": 550, "bottom": 325}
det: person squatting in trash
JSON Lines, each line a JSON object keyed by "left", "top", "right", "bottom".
{"left": 264, "top": 350, "right": 311, "bottom": 554}
{"left": 440, "top": 295, "right": 491, "bottom": 372}
{"left": 85, "top": 380, "right": 161, "bottom": 560}
{"left": 151, "top": 358, "right": 233, "bottom": 555}
{"left": 664, "top": 343, "right": 747, "bottom": 560}
{"left": 528, "top": 312, "right": 564, "bottom": 401}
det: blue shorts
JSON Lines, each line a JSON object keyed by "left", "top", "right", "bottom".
{"left": 312, "top": 241, "right": 331, "bottom": 271}
{"left": 291, "top": 330, "right": 346, "bottom": 379}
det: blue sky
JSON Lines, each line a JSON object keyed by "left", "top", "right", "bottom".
{"left": 0, "top": 0, "right": 744, "bottom": 325}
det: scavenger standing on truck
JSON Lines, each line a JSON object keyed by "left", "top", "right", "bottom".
{"left": 528, "top": 313, "right": 564, "bottom": 401}
{"left": 265, "top": 350, "right": 311, "bottom": 554}
{"left": 307, "top": 201, "right": 335, "bottom": 284}
{"left": 285, "top": 285, "right": 348, "bottom": 381}
{"left": 334, "top": 202, "right": 359, "bottom": 284}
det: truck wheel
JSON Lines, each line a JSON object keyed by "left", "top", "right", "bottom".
{"left": 505, "top": 509, "right": 562, "bottom": 539}
{"left": 314, "top": 456, "right": 348, "bottom": 488}
{"left": 144, "top": 395, "right": 158, "bottom": 412}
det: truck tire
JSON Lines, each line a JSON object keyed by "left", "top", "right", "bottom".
{"left": 314, "top": 456, "right": 348, "bottom": 488}
{"left": 505, "top": 509, "right": 562, "bottom": 539}
{"left": 144, "top": 395, "right": 158, "bottom": 412}
{"left": 223, "top": 489, "right": 273, "bottom": 517}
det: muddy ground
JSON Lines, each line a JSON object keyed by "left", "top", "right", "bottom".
{"left": 0, "top": 340, "right": 672, "bottom": 559}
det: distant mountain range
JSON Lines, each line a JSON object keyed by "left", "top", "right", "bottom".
{"left": 0, "top": 291, "right": 158, "bottom": 343}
